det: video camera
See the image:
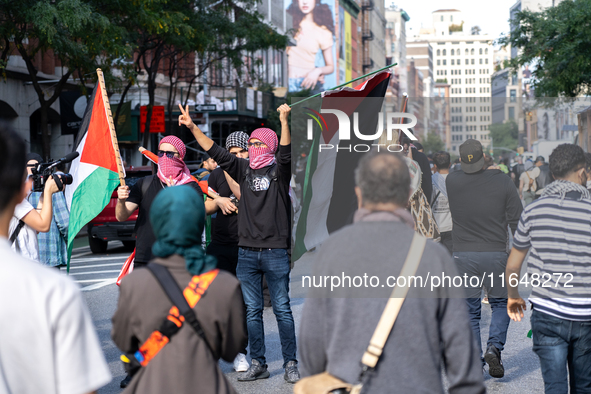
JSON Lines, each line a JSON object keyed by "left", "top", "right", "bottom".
{"left": 29, "top": 152, "right": 79, "bottom": 192}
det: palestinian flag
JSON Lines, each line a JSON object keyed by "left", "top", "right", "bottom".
{"left": 293, "top": 70, "right": 391, "bottom": 261}
{"left": 65, "top": 83, "right": 121, "bottom": 268}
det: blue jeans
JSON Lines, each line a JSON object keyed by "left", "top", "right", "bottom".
{"left": 237, "top": 248, "right": 297, "bottom": 367}
{"left": 531, "top": 309, "right": 591, "bottom": 393}
{"left": 453, "top": 251, "right": 511, "bottom": 360}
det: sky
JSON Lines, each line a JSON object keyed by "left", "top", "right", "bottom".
{"left": 393, "top": 0, "right": 519, "bottom": 45}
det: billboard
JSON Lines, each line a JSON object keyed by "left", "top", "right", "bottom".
{"left": 286, "top": 0, "right": 337, "bottom": 93}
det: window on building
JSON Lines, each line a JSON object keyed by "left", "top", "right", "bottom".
{"left": 437, "top": 59, "right": 440, "bottom": 65}
{"left": 479, "top": 58, "right": 483, "bottom": 64}
{"left": 441, "top": 15, "right": 444, "bottom": 21}
{"left": 443, "top": 59, "right": 446, "bottom": 65}
{"left": 479, "top": 48, "right": 483, "bottom": 55}
{"left": 471, "top": 59, "right": 475, "bottom": 64}
{"left": 471, "top": 48, "right": 474, "bottom": 55}
{"left": 451, "top": 59, "right": 455, "bottom": 65}
{"left": 437, "top": 49, "right": 440, "bottom": 56}
{"left": 485, "top": 48, "right": 488, "bottom": 54}
{"left": 443, "top": 49, "right": 446, "bottom": 56}
{"left": 450, "top": 15, "right": 453, "bottom": 22}
{"left": 465, "top": 48, "right": 469, "bottom": 55}
{"left": 510, "top": 89, "right": 516, "bottom": 102}
{"left": 465, "top": 59, "right": 469, "bottom": 65}
{"left": 451, "top": 49, "right": 454, "bottom": 56}
{"left": 508, "top": 106, "right": 515, "bottom": 119}
{"left": 485, "top": 58, "right": 488, "bottom": 64}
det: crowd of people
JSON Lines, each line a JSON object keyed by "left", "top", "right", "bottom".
{"left": 1, "top": 106, "right": 590, "bottom": 393}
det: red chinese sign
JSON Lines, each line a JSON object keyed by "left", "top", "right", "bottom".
{"left": 140, "top": 106, "right": 165, "bottom": 133}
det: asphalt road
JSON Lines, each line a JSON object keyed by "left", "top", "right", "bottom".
{"left": 70, "top": 241, "right": 544, "bottom": 394}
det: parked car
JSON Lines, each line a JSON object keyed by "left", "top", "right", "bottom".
{"left": 87, "top": 166, "right": 152, "bottom": 253}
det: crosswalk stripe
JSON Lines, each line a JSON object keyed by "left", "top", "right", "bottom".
{"left": 69, "top": 270, "right": 121, "bottom": 276}
{"left": 81, "top": 278, "right": 117, "bottom": 291}
{"left": 76, "top": 278, "right": 119, "bottom": 283}
{"left": 70, "top": 256, "right": 127, "bottom": 264}
{"left": 65, "top": 263, "right": 123, "bottom": 270}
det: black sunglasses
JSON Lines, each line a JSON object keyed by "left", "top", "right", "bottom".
{"left": 158, "top": 150, "right": 179, "bottom": 159}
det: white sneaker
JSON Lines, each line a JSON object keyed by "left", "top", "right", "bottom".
{"left": 233, "top": 353, "right": 249, "bottom": 372}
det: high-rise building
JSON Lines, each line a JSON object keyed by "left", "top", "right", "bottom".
{"left": 385, "top": 5, "right": 410, "bottom": 98}
{"left": 361, "top": 0, "right": 386, "bottom": 74}
{"left": 410, "top": 9, "right": 494, "bottom": 153}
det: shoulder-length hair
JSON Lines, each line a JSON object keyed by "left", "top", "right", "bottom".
{"left": 287, "top": 0, "right": 335, "bottom": 36}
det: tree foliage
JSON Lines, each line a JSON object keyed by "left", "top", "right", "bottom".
{"left": 0, "top": 0, "right": 130, "bottom": 158}
{"left": 489, "top": 120, "right": 518, "bottom": 155}
{"left": 499, "top": 0, "right": 591, "bottom": 97}
{"left": 422, "top": 132, "right": 445, "bottom": 155}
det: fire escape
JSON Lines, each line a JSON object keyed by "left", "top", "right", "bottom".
{"left": 361, "top": 0, "right": 374, "bottom": 72}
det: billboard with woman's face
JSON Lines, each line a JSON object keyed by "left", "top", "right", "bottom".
{"left": 286, "top": 0, "right": 336, "bottom": 93}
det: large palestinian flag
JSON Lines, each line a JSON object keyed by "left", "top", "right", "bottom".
{"left": 65, "top": 83, "right": 121, "bottom": 268}
{"left": 293, "top": 70, "right": 391, "bottom": 261}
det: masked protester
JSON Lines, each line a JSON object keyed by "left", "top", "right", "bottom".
{"left": 112, "top": 186, "right": 247, "bottom": 394}
{"left": 115, "top": 135, "right": 216, "bottom": 388}
{"left": 179, "top": 103, "right": 301, "bottom": 384}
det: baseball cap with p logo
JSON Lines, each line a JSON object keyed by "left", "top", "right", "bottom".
{"left": 459, "top": 139, "right": 485, "bottom": 174}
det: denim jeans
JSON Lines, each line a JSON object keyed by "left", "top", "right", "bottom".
{"left": 236, "top": 247, "right": 297, "bottom": 367}
{"left": 531, "top": 309, "right": 591, "bottom": 394}
{"left": 453, "top": 251, "right": 511, "bottom": 360}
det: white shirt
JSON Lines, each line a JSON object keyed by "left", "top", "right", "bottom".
{"left": 0, "top": 239, "right": 111, "bottom": 394}
{"left": 9, "top": 199, "right": 39, "bottom": 261}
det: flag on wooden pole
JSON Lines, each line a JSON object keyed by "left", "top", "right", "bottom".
{"left": 65, "top": 69, "right": 126, "bottom": 271}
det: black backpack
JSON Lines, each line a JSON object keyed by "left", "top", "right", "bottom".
{"left": 536, "top": 164, "right": 553, "bottom": 191}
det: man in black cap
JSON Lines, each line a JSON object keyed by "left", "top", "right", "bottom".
{"left": 446, "top": 139, "right": 523, "bottom": 379}
{"left": 533, "top": 156, "right": 553, "bottom": 198}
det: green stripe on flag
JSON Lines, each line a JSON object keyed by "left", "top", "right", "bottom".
{"left": 293, "top": 132, "right": 320, "bottom": 261}
{"left": 67, "top": 167, "right": 120, "bottom": 272}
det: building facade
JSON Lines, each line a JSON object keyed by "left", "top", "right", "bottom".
{"left": 410, "top": 9, "right": 494, "bottom": 153}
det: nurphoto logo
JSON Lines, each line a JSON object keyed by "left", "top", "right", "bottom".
{"left": 304, "top": 110, "right": 418, "bottom": 152}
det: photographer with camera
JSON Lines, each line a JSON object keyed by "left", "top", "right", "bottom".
{"left": 9, "top": 154, "right": 61, "bottom": 261}
{"left": 26, "top": 153, "right": 70, "bottom": 268}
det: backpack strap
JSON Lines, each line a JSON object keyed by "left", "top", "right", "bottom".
{"left": 147, "top": 263, "right": 213, "bottom": 351}
{"left": 141, "top": 176, "right": 152, "bottom": 198}
{"left": 360, "top": 234, "right": 426, "bottom": 370}
{"left": 131, "top": 264, "right": 219, "bottom": 367}
{"left": 9, "top": 220, "right": 25, "bottom": 245}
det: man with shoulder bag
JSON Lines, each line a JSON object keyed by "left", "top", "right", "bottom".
{"left": 297, "top": 151, "right": 485, "bottom": 394}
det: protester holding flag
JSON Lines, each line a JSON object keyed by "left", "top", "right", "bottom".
{"left": 115, "top": 136, "right": 215, "bottom": 268}
{"left": 179, "top": 103, "right": 300, "bottom": 384}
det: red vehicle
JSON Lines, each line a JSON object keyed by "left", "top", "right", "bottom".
{"left": 87, "top": 166, "right": 152, "bottom": 253}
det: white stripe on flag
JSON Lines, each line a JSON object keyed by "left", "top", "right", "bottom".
{"left": 302, "top": 131, "right": 340, "bottom": 250}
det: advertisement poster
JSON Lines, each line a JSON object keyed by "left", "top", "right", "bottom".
{"left": 286, "top": 0, "right": 337, "bottom": 93}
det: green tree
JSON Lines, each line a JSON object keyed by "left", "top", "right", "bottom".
{"left": 0, "top": 0, "right": 129, "bottom": 159}
{"left": 112, "top": 0, "right": 288, "bottom": 162}
{"left": 499, "top": 0, "right": 591, "bottom": 97}
{"left": 422, "top": 132, "right": 445, "bottom": 154}
{"left": 489, "top": 120, "right": 518, "bottom": 156}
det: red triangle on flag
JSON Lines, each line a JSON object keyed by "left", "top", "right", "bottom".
{"left": 80, "top": 87, "right": 118, "bottom": 173}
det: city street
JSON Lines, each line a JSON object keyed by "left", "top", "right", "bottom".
{"left": 69, "top": 242, "right": 545, "bottom": 394}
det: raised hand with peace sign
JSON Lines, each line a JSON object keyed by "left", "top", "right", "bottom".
{"left": 178, "top": 104, "right": 214, "bottom": 151}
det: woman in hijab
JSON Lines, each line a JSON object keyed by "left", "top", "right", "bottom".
{"left": 112, "top": 186, "right": 247, "bottom": 394}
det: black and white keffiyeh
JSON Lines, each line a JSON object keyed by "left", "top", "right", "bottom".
{"left": 225, "top": 131, "right": 249, "bottom": 151}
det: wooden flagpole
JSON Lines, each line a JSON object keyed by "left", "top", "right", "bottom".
{"left": 96, "top": 68, "right": 126, "bottom": 186}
